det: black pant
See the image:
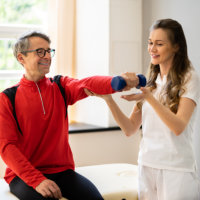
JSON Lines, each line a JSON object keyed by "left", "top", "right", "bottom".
{"left": 9, "top": 169, "right": 104, "bottom": 200}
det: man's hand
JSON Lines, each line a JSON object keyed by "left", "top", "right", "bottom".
{"left": 35, "top": 179, "right": 62, "bottom": 199}
{"left": 120, "top": 72, "right": 139, "bottom": 91}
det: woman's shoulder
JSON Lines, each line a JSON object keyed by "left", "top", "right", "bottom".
{"left": 181, "top": 68, "right": 200, "bottom": 100}
{"left": 184, "top": 68, "right": 200, "bottom": 86}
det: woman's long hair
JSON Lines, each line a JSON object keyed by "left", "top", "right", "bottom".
{"left": 138, "top": 19, "right": 192, "bottom": 113}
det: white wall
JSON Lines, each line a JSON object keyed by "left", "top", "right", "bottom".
{"left": 73, "top": 0, "right": 142, "bottom": 127}
{"left": 69, "top": 129, "right": 141, "bottom": 167}
{"left": 72, "top": 0, "right": 110, "bottom": 127}
{"left": 142, "top": 0, "right": 200, "bottom": 177}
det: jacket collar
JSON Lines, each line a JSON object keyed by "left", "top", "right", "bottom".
{"left": 20, "top": 75, "right": 47, "bottom": 87}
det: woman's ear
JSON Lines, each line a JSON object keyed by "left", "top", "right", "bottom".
{"left": 174, "top": 44, "right": 179, "bottom": 53}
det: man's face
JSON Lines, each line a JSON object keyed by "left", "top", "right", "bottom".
{"left": 18, "top": 36, "right": 52, "bottom": 81}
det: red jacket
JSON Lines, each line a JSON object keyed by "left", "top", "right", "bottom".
{"left": 0, "top": 75, "right": 114, "bottom": 189}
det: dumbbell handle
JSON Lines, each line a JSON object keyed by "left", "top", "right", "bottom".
{"left": 111, "top": 74, "right": 146, "bottom": 91}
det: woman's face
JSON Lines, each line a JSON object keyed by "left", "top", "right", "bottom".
{"left": 148, "top": 28, "right": 178, "bottom": 67}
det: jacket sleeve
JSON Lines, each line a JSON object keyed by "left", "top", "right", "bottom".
{"left": 0, "top": 93, "right": 46, "bottom": 189}
{"left": 61, "top": 75, "right": 115, "bottom": 105}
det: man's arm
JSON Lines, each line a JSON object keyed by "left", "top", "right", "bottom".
{"left": 61, "top": 73, "right": 141, "bottom": 105}
{"left": 0, "top": 142, "right": 46, "bottom": 188}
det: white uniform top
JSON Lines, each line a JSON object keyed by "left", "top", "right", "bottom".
{"left": 138, "top": 69, "right": 200, "bottom": 172}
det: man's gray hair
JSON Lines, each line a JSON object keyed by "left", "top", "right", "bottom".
{"left": 13, "top": 31, "right": 51, "bottom": 59}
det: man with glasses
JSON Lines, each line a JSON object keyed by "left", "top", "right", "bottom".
{"left": 0, "top": 31, "right": 140, "bottom": 200}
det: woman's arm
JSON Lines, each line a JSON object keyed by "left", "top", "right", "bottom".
{"left": 106, "top": 96, "right": 142, "bottom": 137}
{"left": 84, "top": 89, "right": 142, "bottom": 136}
{"left": 146, "top": 94, "right": 196, "bottom": 136}
{"left": 122, "top": 87, "right": 196, "bottom": 136}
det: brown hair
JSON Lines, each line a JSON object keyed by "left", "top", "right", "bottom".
{"left": 138, "top": 19, "right": 192, "bottom": 113}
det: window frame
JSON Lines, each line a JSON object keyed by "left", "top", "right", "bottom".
{"left": 0, "top": 24, "right": 42, "bottom": 84}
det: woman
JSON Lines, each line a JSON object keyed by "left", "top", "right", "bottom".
{"left": 85, "top": 19, "right": 200, "bottom": 199}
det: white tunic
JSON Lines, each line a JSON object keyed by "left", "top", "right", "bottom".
{"left": 138, "top": 70, "right": 200, "bottom": 172}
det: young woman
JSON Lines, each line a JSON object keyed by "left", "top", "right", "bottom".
{"left": 85, "top": 19, "right": 200, "bottom": 199}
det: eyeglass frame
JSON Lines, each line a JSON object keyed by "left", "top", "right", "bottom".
{"left": 21, "top": 48, "right": 55, "bottom": 58}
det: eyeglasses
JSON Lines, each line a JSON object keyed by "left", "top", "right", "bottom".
{"left": 21, "top": 48, "right": 55, "bottom": 58}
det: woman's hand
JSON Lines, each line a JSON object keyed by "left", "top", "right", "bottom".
{"left": 121, "top": 87, "right": 152, "bottom": 101}
{"left": 84, "top": 88, "right": 113, "bottom": 102}
{"left": 120, "top": 72, "right": 139, "bottom": 91}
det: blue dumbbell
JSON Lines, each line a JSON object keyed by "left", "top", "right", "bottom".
{"left": 111, "top": 74, "right": 146, "bottom": 91}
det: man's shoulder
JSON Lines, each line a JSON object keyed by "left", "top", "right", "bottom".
{"left": 2, "top": 84, "right": 20, "bottom": 100}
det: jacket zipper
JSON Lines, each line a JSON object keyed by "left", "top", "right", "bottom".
{"left": 35, "top": 83, "right": 46, "bottom": 115}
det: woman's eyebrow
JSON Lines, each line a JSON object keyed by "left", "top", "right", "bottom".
{"left": 148, "top": 39, "right": 165, "bottom": 42}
